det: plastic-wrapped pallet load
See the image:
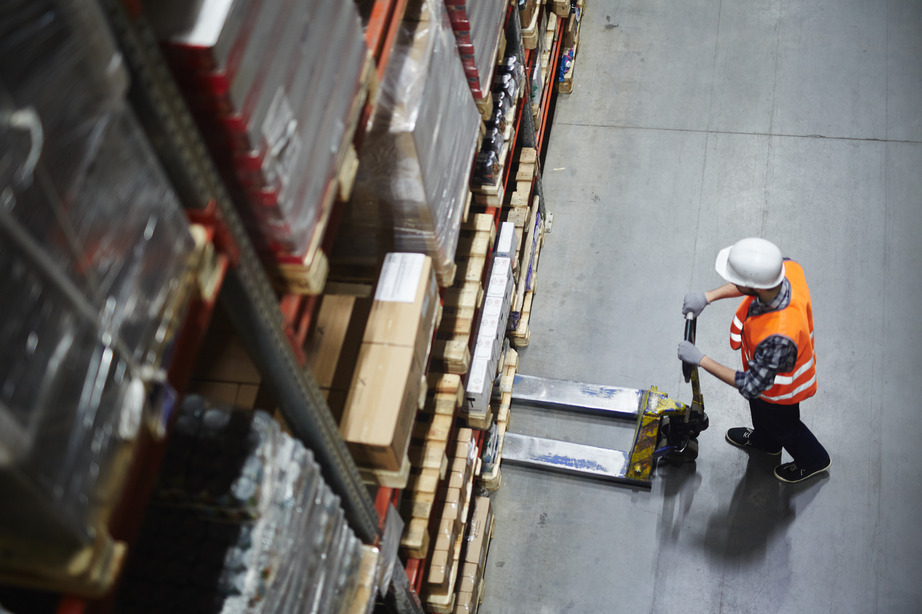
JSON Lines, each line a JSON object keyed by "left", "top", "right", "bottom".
{"left": 149, "top": 0, "right": 369, "bottom": 261}
{"left": 0, "top": 0, "right": 196, "bottom": 595}
{"left": 447, "top": 0, "right": 508, "bottom": 99}
{"left": 339, "top": 0, "right": 481, "bottom": 286}
{"left": 116, "top": 398, "right": 370, "bottom": 614}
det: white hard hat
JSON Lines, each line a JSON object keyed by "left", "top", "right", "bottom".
{"left": 715, "top": 238, "right": 785, "bottom": 289}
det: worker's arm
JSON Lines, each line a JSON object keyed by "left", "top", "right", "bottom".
{"left": 704, "top": 283, "right": 743, "bottom": 303}
{"left": 683, "top": 283, "right": 743, "bottom": 318}
{"left": 678, "top": 342, "right": 741, "bottom": 388}
{"left": 698, "top": 355, "right": 740, "bottom": 388}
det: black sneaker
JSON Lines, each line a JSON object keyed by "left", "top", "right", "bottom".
{"left": 725, "top": 427, "right": 782, "bottom": 455}
{"left": 774, "top": 461, "right": 831, "bottom": 483}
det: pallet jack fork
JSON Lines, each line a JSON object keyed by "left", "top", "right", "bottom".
{"left": 501, "top": 316, "right": 708, "bottom": 487}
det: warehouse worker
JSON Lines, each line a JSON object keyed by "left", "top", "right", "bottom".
{"left": 677, "top": 238, "right": 831, "bottom": 483}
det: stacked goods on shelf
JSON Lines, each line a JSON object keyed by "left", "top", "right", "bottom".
{"left": 557, "top": 0, "right": 585, "bottom": 94}
{"left": 479, "top": 348, "right": 518, "bottom": 490}
{"left": 463, "top": 222, "right": 516, "bottom": 427}
{"left": 0, "top": 0, "right": 197, "bottom": 595}
{"left": 445, "top": 0, "right": 508, "bottom": 102}
{"left": 303, "top": 294, "right": 373, "bottom": 423}
{"left": 519, "top": 0, "right": 541, "bottom": 49}
{"left": 339, "top": 253, "right": 440, "bottom": 486}
{"left": 453, "top": 495, "right": 495, "bottom": 613}
{"left": 115, "top": 397, "right": 375, "bottom": 614}
{"left": 532, "top": 9, "right": 560, "bottom": 125}
{"left": 421, "top": 430, "right": 480, "bottom": 613}
{"left": 401, "top": 373, "right": 465, "bottom": 558}
{"left": 398, "top": 213, "right": 491, "bottom": 563}
{"left": 339, "top": 0, "right": 481, "bottom": 287}
{"left": 432, "top": 213, "right": 495, "bottom": 375}
{"left": 189, "top": 310, "right": 264, "bottom": 411}
{"left": 509, "top": 193, "right": 544, "bottom": 347}
{"left": 470, "top": 47, "right": 525, "bottom": 206}
{"left": 148, "top": 0, "right": 370, "bottom": 291}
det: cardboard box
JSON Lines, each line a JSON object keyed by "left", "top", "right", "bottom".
{"left": 364, "top": 253, "right": 439, "bottom": 370}
{"left": 457, "top": 560, "right": 481, "bottom": 595}
{"left": 340, "top": 344, "right": 421, "bottom": 471}
{"left": 465, "top": 496, "right": 493, "bottom": 565}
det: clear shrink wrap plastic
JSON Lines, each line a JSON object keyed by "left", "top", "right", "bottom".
{"left": 468, "top": 0, "right": 507, "bottom": 93}
{"left": 0, "top": 0, "right": 195, "bottom": 586}
{"left": 116, "top": 398, "right": 367, "bottom": 614}
{"left": 149, "top": 0, "right": 369, "bottom": 259}
{"left": 341, "top": 0, "right": 481, "bottom": 285}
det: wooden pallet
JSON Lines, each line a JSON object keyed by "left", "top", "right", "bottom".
{"left": 480, "top": 348, "right": 517, "bottom": 490}
{"left": 452, "top": 497, "right": 495, "bottom": 614}
{"left": 510, "top": 219, "right": 544, "bottom": 347}
{"left": 422, "top": 432, "right": 478, "bottom": 612}
{"left": 558, "top": 0, "right": 585, "bottom": 94}
{"left": 521, "top": 0, "right": 540, "bottom": 50}
{"left": 342, "top": 545, "right": 380, "bottom": 614}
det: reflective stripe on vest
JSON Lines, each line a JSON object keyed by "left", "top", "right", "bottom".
{"left": 728, "top": 261, "right": 817, "bottom": 404}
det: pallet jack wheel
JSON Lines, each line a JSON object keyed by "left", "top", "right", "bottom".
{"left": 660, "top": 437, "right": 699, "bottom": 465}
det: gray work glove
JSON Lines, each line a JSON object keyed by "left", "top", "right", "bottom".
{"left": 682, "top": 292, "right": 709, "bottom": 318}
{"left": 678, "top": 341, "right": 704, "bottom": 365}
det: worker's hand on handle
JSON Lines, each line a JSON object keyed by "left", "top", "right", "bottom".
{"left": 682, "top": 292, "right": 709, "bottom": 318}
{"left": 678, "top": 340, "right": 704, "bottom": 365}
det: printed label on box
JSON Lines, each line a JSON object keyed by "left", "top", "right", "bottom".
{"left": 263, "top": 88, "right": 301, "bottom": 193}
{"left": 482, "top": 296, "right": 503, "bottom": 317}
{"left": 375, "top": 253, "right": 426, "bottom": 303}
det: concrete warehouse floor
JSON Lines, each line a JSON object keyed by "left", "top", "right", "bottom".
{"left": 481, "top": 1, "right": 922, "bottom": 613}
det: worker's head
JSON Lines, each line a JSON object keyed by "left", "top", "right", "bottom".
{"left": 715, "top": 238, "right": 784, "bottom": 291}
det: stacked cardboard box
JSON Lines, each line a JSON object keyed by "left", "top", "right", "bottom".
{"left": 149, "top": 0, "right": 369, "bottom": 265}
{"left": 464, "top": 222, "right": 516, "bottom": 424}
{"left": 423, "top": 430, "right": 479, "bottom": 611}
{"left": 303, "top": 294, "right": 372, "bottom": 422}
{"left": 342, "top": 0, "right": 481, "bottom": 286}
{"left": 431, "top": 213, "right": 494, "bottom": 375}
{"left": 339, "top": 254, "right": 439, "bottom": 482}
{"left": 454, "top": 496, "right": 495, "bottom": 613}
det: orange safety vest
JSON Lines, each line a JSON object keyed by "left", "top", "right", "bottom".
{"left": 729, "top": 261, "right": 817, "bottom": 404}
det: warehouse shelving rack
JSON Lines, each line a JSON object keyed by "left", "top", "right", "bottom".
{"left": 22, "top": 0, "right": 423, "bottom": 613}
{"left": 1, "top": 1, "right": 574, "bottom": 613}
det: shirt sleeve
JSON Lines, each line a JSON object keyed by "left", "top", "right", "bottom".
{"left": 734, "top": 335, "right": 799, "bottom": 399}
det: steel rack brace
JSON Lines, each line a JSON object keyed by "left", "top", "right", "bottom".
{"left": 96, "top": 0, "right": 380, "bottom": 544}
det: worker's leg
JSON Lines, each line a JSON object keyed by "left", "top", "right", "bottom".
{"left": 746, "top": 398, "right": 784, "bottom": 452}
{"left": 750, "top": 398, "right": 830, "bottom": 470}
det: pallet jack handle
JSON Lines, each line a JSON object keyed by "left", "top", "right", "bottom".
{"left": 682, "top": 312, "right": 696, "bottom": 383}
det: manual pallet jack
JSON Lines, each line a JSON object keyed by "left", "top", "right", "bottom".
{"left": 500, "top": 315, "right": 708, "bottom": 486}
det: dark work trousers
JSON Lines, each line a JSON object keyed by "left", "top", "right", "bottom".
{"left": 748, "top": 397, "right": 830, "bottom": 470}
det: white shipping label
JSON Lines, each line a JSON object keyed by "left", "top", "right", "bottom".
{"left": 375, "top": 253, "right": 425, "bottom": 303}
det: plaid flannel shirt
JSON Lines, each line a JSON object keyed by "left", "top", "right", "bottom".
{"left": 734, "top": 278, "right": 799, "bottom": 400}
